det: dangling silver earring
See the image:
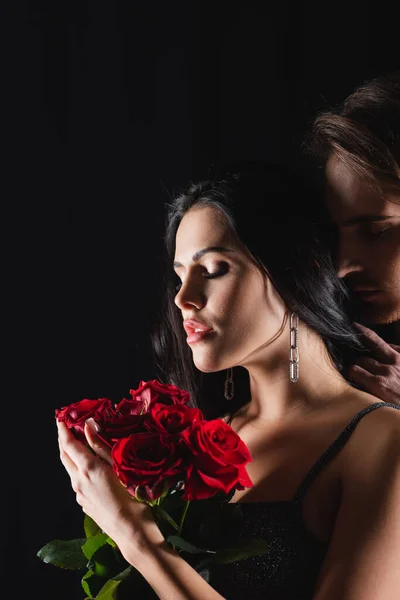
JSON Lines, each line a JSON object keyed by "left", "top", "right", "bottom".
{"left": 289, "top": 312, "right": 299, "bottom": 383}
{"left": 224, "top": 367, "right": 235, "bottom": 400}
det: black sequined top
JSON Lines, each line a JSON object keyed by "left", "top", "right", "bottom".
{"left": 209, "top": 402, "right": 400, "bottom": 600}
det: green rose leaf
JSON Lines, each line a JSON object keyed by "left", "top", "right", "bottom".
{"left": 82, "top": 533, "right": 110, "bottom": 560}
{"left": 94, "top": 579, "right": 122, "bottom": 600}
{"left": 166, "top": 535, "right": 216, "bottom": 555}
{"left": 94, "top": 566, "right": 134, "bottom": 600}
{"left": 81, "top": 570, "right": 94, "bottom": 598}
{"left": 153, "top": 505, "right": 179, "bottom": 531}
{"left": 86, "top": 559, "right": 111, "bottom": 579}
{"left": 81, "top": 569, "right": 108, "bottom": 598}
{"left": 84, "top": 515, "right": 102, "bottom": 538}
{"left": 85, "top": 539, "right": 128, "bottom": 580}
{"left": 213, "top": 538, "right": 270, "bottom": 564}
{"left": 37, "top": 538, "right": 87, "bottom": 570}
{"left": 159, "top": 489, "right": 187, "bottom": 513}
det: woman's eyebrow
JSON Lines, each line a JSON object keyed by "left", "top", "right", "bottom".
{"left": 173, "top": 246, "right": 235, "bottom": 269}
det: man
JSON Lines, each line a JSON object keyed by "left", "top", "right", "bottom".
{"left": 307, "top": 71, "right": 400, "bottom": 404}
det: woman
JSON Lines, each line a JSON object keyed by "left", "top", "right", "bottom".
{"left": 57, "top": 164, "right": 400, "bottom": 599}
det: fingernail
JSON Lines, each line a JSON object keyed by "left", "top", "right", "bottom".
{"left": 85, "top": 417, "right": 100, "bottom": 433}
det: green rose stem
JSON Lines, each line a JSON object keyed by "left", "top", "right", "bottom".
{"left": 178, "top": 500, "right": 191, "bottom": 536}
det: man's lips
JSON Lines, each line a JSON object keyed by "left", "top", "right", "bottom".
{"left": 351, "top": 288, "right": 383, "bottom": 302}
{"left": 183, "top": 319, "right": 215, "bottom": 343}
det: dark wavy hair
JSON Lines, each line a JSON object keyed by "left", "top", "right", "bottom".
{"left": 152, "top": 163, "right": 366, "bottom": 419}
{"left": 304, "top": 70, "right": 400, "bottom": 196}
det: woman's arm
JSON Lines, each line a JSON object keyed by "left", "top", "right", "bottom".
{"left": 313, "top": 406, "right": 400, "bottom": 600}
{"left": 131, "top": 541, "right": 225, "bottom": 600}
{"left": 56, "top": 419, "right": 225, "bottom": 600}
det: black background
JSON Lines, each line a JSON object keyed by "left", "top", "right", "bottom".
{"left": 3, "top": 1, "right": 399, "bottom": 598}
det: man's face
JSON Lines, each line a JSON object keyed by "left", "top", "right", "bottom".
{"left": 325, "top": 155, "right": 400, "bottom": 326}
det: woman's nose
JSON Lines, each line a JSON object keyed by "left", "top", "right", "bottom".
{"left": 174, "top": 279, "right": 205, "bottom": 311}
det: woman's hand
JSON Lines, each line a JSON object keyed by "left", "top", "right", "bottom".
{"left": 56, "top": 418, "right": 165, "bottom": 566}
{"left": 57, "top": 418, "right": 226, "bottom": 599}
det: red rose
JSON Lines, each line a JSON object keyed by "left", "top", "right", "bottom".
{"left": 95, "top": 413, "right": 148, "bottom": 448}
{"left": 115, "top": 391, "right": 152, "bottom": 417}
{"left": 112, "top": 431, "right": 186, "bottom": 501}
{"left": 117, "top": 380, "right": 190, "bottom": 417}
{"left": 55, "top": 398, "right": 116, "bottom": 443}
{"left": 147, "top": 402, "right": 203, "bottom": 435}
{"left": 144, "top": 380, "right": 190, "bottom": 406}
{"left": 181, "top": 419, "right": 253, "bottom": 500}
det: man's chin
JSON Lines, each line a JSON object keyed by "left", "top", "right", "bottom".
{"left": 351, "top": 301, "right": 400, "bottom": 326}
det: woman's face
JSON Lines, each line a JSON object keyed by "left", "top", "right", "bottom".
{"left": 173, "top": 205, "right": 286, "bottom": 373}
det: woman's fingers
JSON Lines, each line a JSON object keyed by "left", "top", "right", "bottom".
{"left": 84, "top": 418, "right": 113, "bottom": 466}
{"left": 57, "top": 420, "right": 92, "bottom": 463}
{"left": 58, "top": 432, "right": 78, "bottom": 476}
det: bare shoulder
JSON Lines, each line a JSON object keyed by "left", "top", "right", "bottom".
{"left": 352, "top": 401, "right": 400, "bottom": 439}
{"left": 313, "top": 400, "right": 400, "bottom": 598}
{"left": 342, "top": 401, "right": 400, "bottom": 480}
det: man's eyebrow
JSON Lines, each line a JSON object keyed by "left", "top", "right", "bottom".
{"left": 173, "top": 246, "right": 234, "bottom": 269}
{"left": 341, "top": 215, "right": 394, "bottom": 226}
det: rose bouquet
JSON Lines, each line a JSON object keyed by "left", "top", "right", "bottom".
{"left": 38, "top": 380, "right": 269, "bottom": 599}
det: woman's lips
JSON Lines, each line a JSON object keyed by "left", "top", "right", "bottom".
{"left": 186, "top": 330, "right": 215, "bottom": 344}
{"left": 183, "top": 319, "right": 215, "bottom": 344}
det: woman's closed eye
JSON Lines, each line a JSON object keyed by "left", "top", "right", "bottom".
{"left": 203, "top": 262, "right": 229, "bottom": 279}
{"left": 175, "top": 262, "right": 229, "bottom": 291}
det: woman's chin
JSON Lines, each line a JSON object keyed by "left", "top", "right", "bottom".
{"left": 194, "top": 363, "right": 221, "bottom": 374}
{"left": 192, "top": 354, "right": 225, "bottom": 374}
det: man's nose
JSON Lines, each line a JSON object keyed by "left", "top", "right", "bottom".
{"left": 335, "top": 238, "right": 364, "bottom": 279}
{"left": 336, "top": 258, "right": 363, "bottom": 279}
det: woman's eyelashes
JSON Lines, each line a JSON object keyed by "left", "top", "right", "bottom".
{"left": 203, "top": 262, "right": 230, "bottom": 279}
{"left": 174, "top": 262, "right": 229, "bottom": 291}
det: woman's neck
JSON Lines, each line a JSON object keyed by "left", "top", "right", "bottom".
{"left": 241, "top": 321, "right": 350, "bottom": 423}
